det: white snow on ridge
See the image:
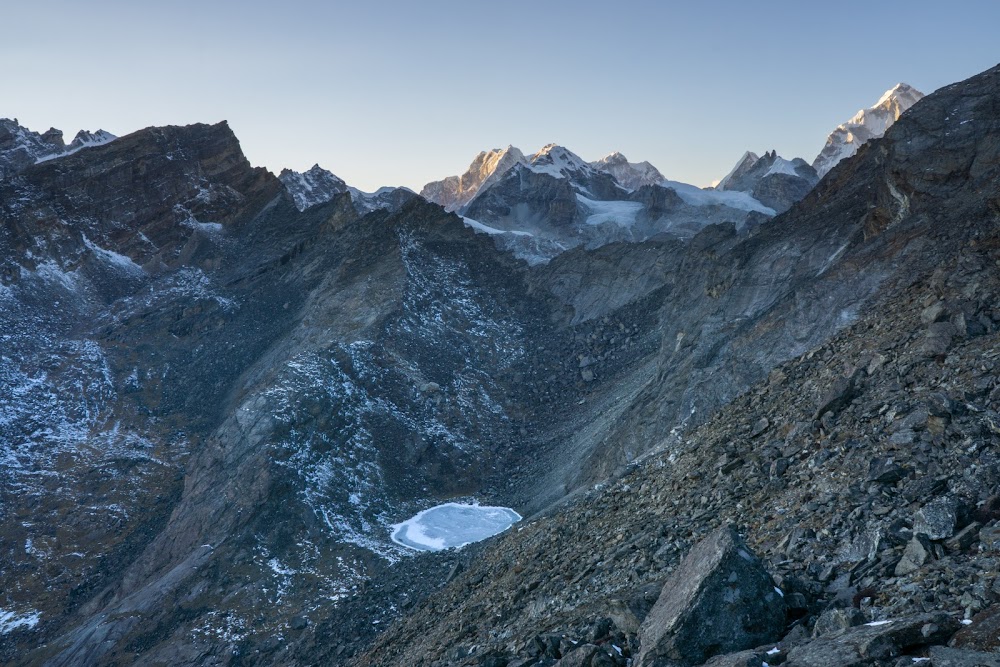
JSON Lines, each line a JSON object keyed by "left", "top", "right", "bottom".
{"left": 82, "top": 235, "right": 145, "bottom": 274}
{"left": 662, "top": 180, "right": 775, "bottom": 215}
{"left": 35, "top": 129, "right": 117, "bottom": 164}
{"left": 462, "top": 217, "right": 534, "bottom": 237}
{"left": 575, "top": 195, "right": 643, "bottom": 226}
{"left": 391, "top": 503, "right": 522, "bottom": 552}
{"left": 764, "top": 157, "right": 802, "bottom": 178}
{"left": 528, "top": 144, "right": 591, "bottom": 179}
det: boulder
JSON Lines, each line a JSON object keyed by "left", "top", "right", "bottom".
{"left": 914, "top": 498, "right": 958, "bottom": 540}
{"left": 608, "top": 583, "right": 662, "bottom": 634}
{"left": 894, "top": 534, "right": 933, "bottom": 576}
{"left": 929, "top": 646, "right": 1000, "bottom": 667}
{"left": 812, "top": 607, "right": 866, "bottom": 637}
{"left": 814, "top": 370, "right": 863, "bottom": 420}
{"left": 701, "top": 650, "right": 767, "bottom": 667}
{"left": 636, "top": 526, "right": 785, "bottom": 666}
{"left": 783, "top": 612, "right": 960, "bottom": 667}
{"left": 555, "top": 644, "right": 616, "bottom": 667}
{"left": 951, "top": 605, "right": 1000, "bottom": 651}
{"left": 921, "top": 321, "right": 956, "bottom": 357}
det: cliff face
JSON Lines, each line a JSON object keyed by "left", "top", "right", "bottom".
{"left": 2, "top": 64, "right": 999, "bottom": 667}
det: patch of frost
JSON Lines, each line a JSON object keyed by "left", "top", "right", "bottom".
{"left": 0, "top": 608, "right": 41, "bottom": 634}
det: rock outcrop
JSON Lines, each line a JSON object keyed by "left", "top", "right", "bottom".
{"left": 636, "top": 526, "right": 785, "bottom": 666}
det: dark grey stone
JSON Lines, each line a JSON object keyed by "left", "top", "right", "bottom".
{"left": 701, "top": 649, "right": 767, "bottom": 667}
{"left": 636, "top": 526, "right": 785, "bottom": 667}
{"left": 928, "top": 645, "right": 1000, "bottom": 667}
{"left": 812, "top": 608, "right": 866, "bottom": 638}
{"left": 914, "top": 498, "right": 959, "bottom": 540}
{"left": 895, "top": 534, "right": 933, "bottom": 576}
{"left": 784, "top": 612, "right": 960, "bottom": 667}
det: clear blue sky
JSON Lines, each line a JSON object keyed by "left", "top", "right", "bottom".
{"left": 4, "top": 1, "right": 998, "bottom": 191}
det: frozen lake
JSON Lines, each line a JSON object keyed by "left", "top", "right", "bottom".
{"left": 390, "top": 503, "right": 522, "bottom": 552}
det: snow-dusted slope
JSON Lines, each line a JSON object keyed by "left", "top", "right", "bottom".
{"left": 62, "top": 129, "right": 117, "bottom": 156}
{"left": 2, "top": 120, "right": 121, "bottom": 177}
{"left": 420, "top": 146, "right": 526, "bottom": 212}
{"left": 0, "top": 120, "right": 117, "bottom": 175}
{"left": 813, "top": 83, "right": 924, "bottom": 178}
{"left": 715, "top": 150, "right": 818, "bottom": 214}
{"left": 0, "top": 119, "right": 65, "bottom": 178}
{"left": 279, "top": 164, "right": 416, "bottom": 214}
{"left": 525, "top": 143, "right": 599, "bottom": 180}
{"left": 589, "top": 152, "right": 665, "bottom": 191}
{"left": 278, "top": 164, "right": 350, "bottom": 211}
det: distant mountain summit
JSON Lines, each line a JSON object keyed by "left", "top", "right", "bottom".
{"left": 812, "top": 83, "right": 924, "bottom": 177}
{"left": 0, "top": 118, "right": 116, "bottom": 179}
{"left": 715, "top": 150, "right": 818, "bottom": 213}
{"left": 420, "top": 145, "right": 526, "bottom": 212}
{"left": 422, "top": 143, "right": 777, "bottom": 264}
{"left": 278, "top": 164, "right": 350, "bottom": 210}
{"left": 278, "top": 164, "right": 416, "bottom": 214}
{"left": 589, "top": 152, "right": 666, "bottom": 191}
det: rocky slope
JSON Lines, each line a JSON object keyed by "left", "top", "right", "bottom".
{"left": 363, "top": 63, "right": 1000, "bottom": 667}
{"left": 1, "top": 62, "right": 998, "bottom": 667}
{"left": 813, "top": 83, "right": 924, "bottom": 178}
{"left": 0, "top": 119, "right": 659, "bottom": 666}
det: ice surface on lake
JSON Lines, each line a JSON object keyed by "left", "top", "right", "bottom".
{"left": 391, "top": 503, "right": 521, "bottom": 552}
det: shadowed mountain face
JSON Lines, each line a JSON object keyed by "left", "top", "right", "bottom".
{"left": 1, "top": 63, "right": 999, "bottom": 667}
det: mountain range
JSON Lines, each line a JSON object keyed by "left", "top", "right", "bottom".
{"left": 3, "top": 62, "right": 999, "bottom": 667}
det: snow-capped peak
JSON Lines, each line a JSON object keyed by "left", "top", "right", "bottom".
{"left": 813, "top": 83, "right": 924, "bottom": 178}
{"left": 279, "top": 163, "right": 415, "bottom": 214}
{"left": 527, "top": 144, "right": 591, "bottom": 178}
{"left": 278, "top": 164, "right": 349, "bottom": 211}
{"left": 876, "top": 83, "right": 922, "bottom": 107}
{"left": 420, "top": 145, "right": 526, "bottom": 212}
{"left": 0, "top": 119, "right": 118, "bottom": 176}
{"left": 590, "top": 152, "right": 666, "bottom": 191}
{"left": 35, "top": 128, "right": 117, "bottom": 163}
{"left": 67, "top": 129, "right": 116, "bottom": 152}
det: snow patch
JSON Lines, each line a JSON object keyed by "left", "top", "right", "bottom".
{"left": 463, "top": 217, "right": 534, "bottom": 237}
{"left": 82, "top": 235, "right": 144, "bottom": 274}
{"left": 764, "top": 157, "right": 802, "bottom": 178}
{"left": 0, "top": 608, "right": 41, "bottom": 634}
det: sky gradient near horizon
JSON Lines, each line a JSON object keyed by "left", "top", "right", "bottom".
{"left": 4, "top": 1, "right": 999, "bottom": 192}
